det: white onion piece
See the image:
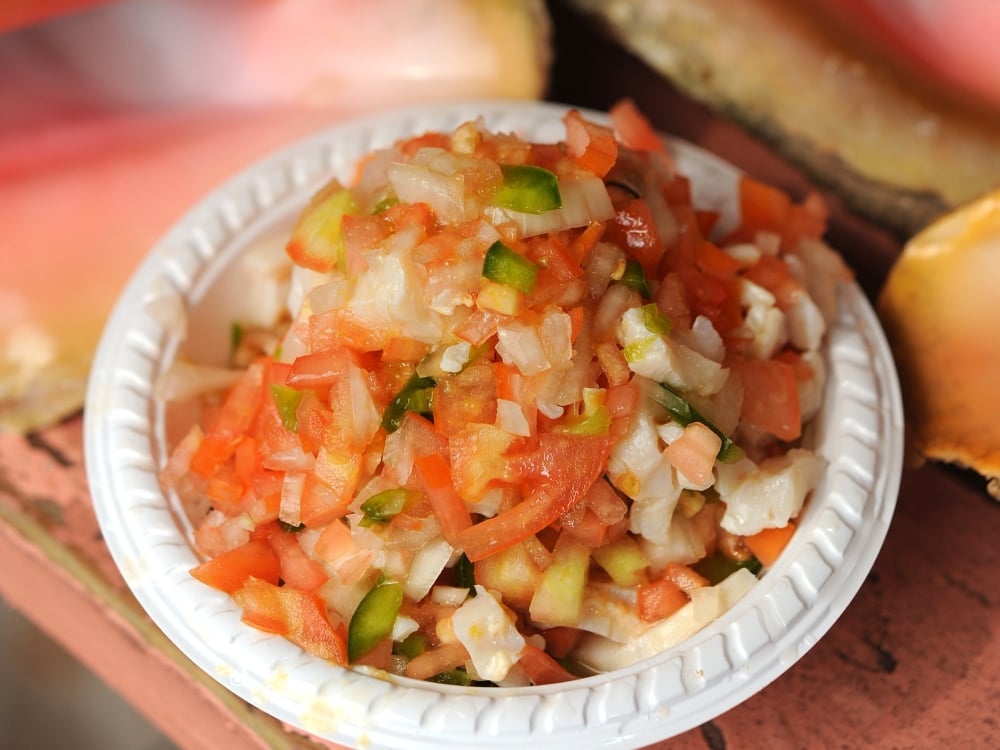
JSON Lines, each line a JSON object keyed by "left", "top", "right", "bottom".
{"left": 484, "top": 175, "right": 613, "bottom": 237}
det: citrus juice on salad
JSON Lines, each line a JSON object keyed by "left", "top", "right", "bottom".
{"left": 159, "top": 101, "right": 849, "bottom": 685}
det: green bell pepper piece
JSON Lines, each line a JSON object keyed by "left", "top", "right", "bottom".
{"left": 348, "top": 578, "right": 404, "bottom": 662}
{"left": 270, "top": 384, "right": 303, "bottom": 432}
{"left": 491, "top": 164, "right": 562, "bottom": 214}
{"left": 381, "top": 372, "right": 436, "bottom": 433}
{"left": 482, "top": 240, "right": 539, "bottom": 294}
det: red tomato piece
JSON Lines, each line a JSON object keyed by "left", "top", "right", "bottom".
{"left": 458, "top": 434, "right": 613, "bottom": 562}
{"left": 637, "top": 576, "right": 689, "bottom": 622}
{"left": 517, "top": 644, "right": 577, "bottom": 685}
{"left": 563, "top": 108, "right": 619, "bottom": 178}
{"left": 736, "top": 358, "right": 802, "bottom": 442}
{"left": 233, "top": 578, "right": 347, "bottom": 664}
{"left": 609, "top": 198, "right": 664, "bottom": 278}
{"left": 413, "top": 452, "right": 472, "bottom": 548}
{"left": 267, "top": 528, "right": 329, "bottom": 591}
{"left": 432, "top": 363, "right": 497, "bottom": 436}
{"left": 610, "top": 98, "right": 668, "bottom": 154}
{"left": 190, "top": 539, "right": 282, "bottom": 594}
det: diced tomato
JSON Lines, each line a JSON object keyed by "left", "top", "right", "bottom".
{"left": 286, "top": 349, "right": 347, "bottom": 390}
{"left": 190, "top": 539, "right": 282, "bottom": 594}
{"left": 731, "top": 175, "right": 791, "bottom": 243}
{"left": 457, "top": 434, "right": 613, "bottom": 561}
{"left": 661, "top": 174, "right": 691, "bottom": 206}
{"left": 313, "top": 520, "right": 374, "bottom": 585}
{"left": 664, "top": 422, "right": 722, "bottom": 485}
{"left": 529, "top": 232, "right": 584, "bottom": 281}
{"left": 584, "top": 477, "right": 628, "bottom": 525}
{"left": 540, "top": 626, "right": 582, "bottom": 660}
{"left": 744, "top": 522, "right": 797, "bottom": 567}
{"left": 654, "top": 272, "right": 692, "bottom": 331}
{"left": 433, "top": 363, "right": 497, "bottom": 436}
{"left": 292, "top": 390, "right": 333, "bottom": 455}
{"left": 233, "top": 578, "right": 346, "bottom": 664}
{"left": 448, "top": 423, "right": 515, "bottom": 501}
{"left": 189, "top": 361, "right": 266, "bottom": 477}
{"left": 736, "top": 358, "right": 802, "bottom": 441}
{"left": 743, "top": 254, "right": 804, "bottom": 309}
{"left": 608, "top": 198, "right": 664, "bottom": 278}
{"left": 312, "top": 447, "right": 363, "bottom": 512}
{"left": 563, "top": 109, "right": 618, "bottom": 178}
{"left": 603, "top": 381, "right": 639, "bottom": 419}
{"left": 664, "top": 562, "right": 710, "bottom": 595}
{"left": 297, "top": 472, "right": 349, "bottom": 528}
{"left": 204, "top": 470, "right": 244, "bottom": 515}
{"left": 381, "top": 336, "right": 430, "bottom": 363}
{"left": 266, "top": 527, "right": 329, "bottom": 591}
{"left": 308, "top": 308, "right": 393, "bottom": 353}
{"left": 559, "top": 507, "right": 608, "bottom": 547}
{"left": 570, "top": 220, "right": 605, "bottom": 263}
{"left": 778, "top": 191, "right": 828, "bottom": 253}
{"left": 412, "top": 452, "right": 473, "bottom": 548}
{"left": 517, "top": 644, "right": 577, "bottom": 685}
{"left": 610, "top": 98, "right": 668, "bottom": 154}
{"left": 398, "top": 131, "right": 451, "bottom": 157}
{"left": 340, "top": 213, "right": 387, "bottom": 271}
{"left": 696, "top": 241, "right": 742, "bottom": 279}
{"left": 382, "top": 201, "right": 434, "bottom": 234}
{"left": 637, "top": 576, "right": 688, "bottom": 622}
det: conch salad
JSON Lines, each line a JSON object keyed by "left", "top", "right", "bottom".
{"left": 159, "top": 101, "right": 850, "bottom": 685}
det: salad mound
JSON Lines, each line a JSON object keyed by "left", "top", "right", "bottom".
{"left": 160, "top": 102, "right": 850, "bottom": 685}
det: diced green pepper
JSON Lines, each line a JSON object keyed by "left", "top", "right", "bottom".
{"left": 454, "top": 553, "right": 476, "bottom": 592}
{"left": 482, "top": 240, "right": 539, "bottom": 294}
{"left": 393, "top": 631, "right": 429, "bottom": 660}
{"left": 653, "top": 383, "right": 743, "bottom": 462}
{"left": 491, "top": 164, "right": 562, "bottom": 214}
{"left": 620, "top": 260, "right": 651, "bottom": 299}
{"left": 381, "top": 372, "right": 436, "bottom": 433}
{"left": 641, "top": 302, "right": 672, "bottom": 335}
{"left": 359, "top": 488, "right": 414, "bottom": 527}
{"left": 270, "top": 384, "right": 303, "bottom": 432}
{"left": 348, "top": 578, "right": 404, "bottom": 662}
{"left": 230, "top": 321, "right": 245, "bottom": 354}
{"left": 555, "top": 388, "right": 611, "bottom": 436}
{"left": 692, "top": 553, "right": 762, "bottom": 585}
{"left": 430, "top": 668, "right": 472, "bottom": 686}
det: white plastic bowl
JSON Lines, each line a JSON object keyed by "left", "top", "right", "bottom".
{"left": 84, "top": 100, "right": 903, "bottom": 749}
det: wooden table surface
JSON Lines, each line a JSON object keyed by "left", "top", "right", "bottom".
{"left": 2, "top": 7, "right": 998, "bottom": 749}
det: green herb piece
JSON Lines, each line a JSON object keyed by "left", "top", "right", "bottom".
{"left": 270, "top": 384, "right": 303, "bottom": 432}
{"left": 394, "top": 632, "right": 429, "bottom": 660}
{"left": 653, "top": 383, "right": 743, "bottom": 462}
{"left": 454, "top": 553, "right": 476, "bottom": 592}
{"left": 381, "top": 372, "right": 436, "bottom": 433}
{"left": 430, "top": 668, "right": 472, "bottom": 686}
{"left": 620, "top": 260, "right": 651, "bottom": 298}
{"left": 692, "top": 553, "right": 762, "bottom": 586}
{"left": 278, "top": 520, "right": 306, "bottom": 533}
{"left": 359, "top": 488, "right": 413, "bottom": 527}
{"left": 482, "top": 240, "right": 539, "bottom": 294}
{"left": 230, "top": 321, "right": 245, "bottom": 354}
{"left": 348, "top": 578, "right": 404, "bottom": 662}
{"left": 492, "top": 164, "right": 562, "bottom": 214}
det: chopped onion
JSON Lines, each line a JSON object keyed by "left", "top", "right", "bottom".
{"left": 484, "top": 175, "right": 614, "bottom": 237}
{"left": 279, "top": 472, "right": 306, "bottom": 527}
